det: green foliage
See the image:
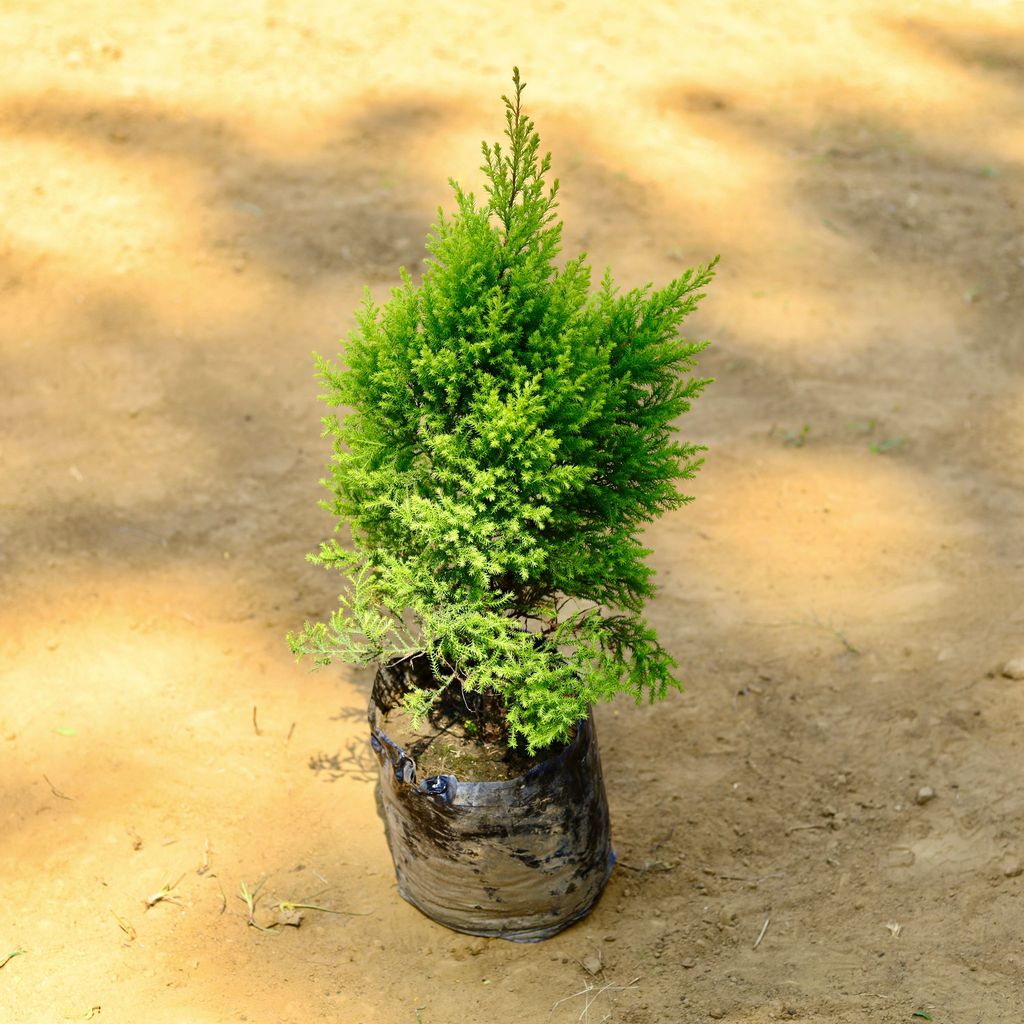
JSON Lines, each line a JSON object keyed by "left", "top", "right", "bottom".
{"left": 289, "top": 69, "right": 716, "bottom": 752}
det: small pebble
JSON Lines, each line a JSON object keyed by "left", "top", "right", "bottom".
{"left": 681, "top": 958, "right": 697, "bottom": 969}
{"left": 915, "top": 786, "right": 936, "bottom": 805}
{"left": 1002, "top": 658, "right": 1024, "bottom": 680}
{"left": 581, "top": 954, "right": 602, "bottom": 976}
{"left": 1002, "top": 857, "right": 1023, "bottom": 879}
{"left": 708, "top": 1009, "right": 726, "bottom": 1020}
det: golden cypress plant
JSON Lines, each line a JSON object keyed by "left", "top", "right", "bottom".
{"left": 290, "top": 70, "right": 716, "bottom": 752}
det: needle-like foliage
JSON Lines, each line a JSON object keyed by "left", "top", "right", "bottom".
{"left": 289, "top": 69, "right": 716, "bottom": 752}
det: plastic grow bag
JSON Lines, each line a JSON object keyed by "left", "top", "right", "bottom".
{"left": 368, "top": 653, "right": 615, "bottom": 941}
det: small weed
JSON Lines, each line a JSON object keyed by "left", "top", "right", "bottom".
{"left": 848, "top": 418, "right": 877, "bottom": 434}
{"left": 783, "top": 425, "right": 810, "bottom": 448}
{"left": 238, "top": 879, "right": 277, "bottom": 933}
{"left": 239, "top": 878, "right": 372, "bottom": 933}
{"left": 870, "top": 437, "right": 903, "bottom": 455}
{"left": 143, "top": 874, "right": 185, "bottom": 911}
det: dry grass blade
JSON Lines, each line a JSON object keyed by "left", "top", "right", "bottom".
{"left": 753, "top": 917, "right": 771, "bottom": 949}
{"left": 551, "top": 975, "right": 640, "bottom": 1023}
{"left": 109, "top": 909, "right": 137, "bottom": 941}
{"left": 197, "top": 838, "right": 212, "bottom": 875}
{"left": 0, "top": 950, "right": 26, "bottom": 970}
{"left": 60, "top": 1008, "right": 102, "bottom": 1021}
{"left": 274, "top": 897, "right": 374, "bottom": 917}
{"left": 43, "top": 774, "right": 73, "bottom": 801}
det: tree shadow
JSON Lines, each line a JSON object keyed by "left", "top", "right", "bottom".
{"left": 0, "top": 91, "right": 473, "bottom": 601}
{"left": 649, "top": 20, "right": 1024, "bottom": 498}
{"left": 894, "top": 14, "right": 1024, "bottom": 86}
{"left": 0, "top": 91, "right": 461, "bottom": 284}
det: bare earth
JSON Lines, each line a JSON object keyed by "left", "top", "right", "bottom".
{"left": 2, "top": 2, "right": 1024, "bottom": 1021}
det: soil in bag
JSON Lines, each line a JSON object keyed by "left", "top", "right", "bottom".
{"left": 381, "top": 682, "right": 562, "bottom": 782}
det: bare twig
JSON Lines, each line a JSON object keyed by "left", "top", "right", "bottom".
{"left": 786, "top": 823, "right": 829, "bottom": 835}
{"left": 43, "top": 774, "right": 73, "bottom": 801}
{"left": 252, "top": 706, "right": 262, "bottom": 736}
{"left": 709, "top": 871, "right": 785, "bottom": 884}
{"left": 286, "top": 722, "right": 296, "bottom": 745}
{"left": 753, "top": 917, "right": 771, "bottom": 949}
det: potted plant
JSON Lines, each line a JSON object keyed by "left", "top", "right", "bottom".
{"left": 289, "top": 69, "right": 715, "bottom": 941}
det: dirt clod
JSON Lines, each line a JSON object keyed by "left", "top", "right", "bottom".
{"left": 1001, "top": 659, "right": 1024, "bottom": 680}
{"left": 1001, "top": 857, "right": 1023, "bottom": 879}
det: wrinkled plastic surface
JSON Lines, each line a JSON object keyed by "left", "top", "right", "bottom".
{"left": 368, "top": 654, "right": 615, "bottom": 941}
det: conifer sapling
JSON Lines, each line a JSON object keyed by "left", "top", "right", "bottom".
{"left": 289, "top": 69, "right": 716, "bottom": 753}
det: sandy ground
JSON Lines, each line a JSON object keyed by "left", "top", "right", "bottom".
{"left": 2, "top": 2, "right": 1024, "bottom": 1021}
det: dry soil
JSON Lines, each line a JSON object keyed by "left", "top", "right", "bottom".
{"left": 2, "top": 2, "right": 1024, "bottom": 1022}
